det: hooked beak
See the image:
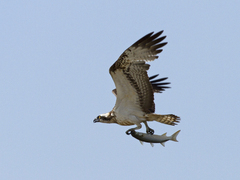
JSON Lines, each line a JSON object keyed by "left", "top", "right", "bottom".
{"left": 93, "top": 118, "right": 99, "bottom": 123}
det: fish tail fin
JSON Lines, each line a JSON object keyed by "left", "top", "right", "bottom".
{"left": 146, "top": 113, "right": 180, "bottom": 126}
{"left": 171, "top": 130, "right": 181, "bottom": 142}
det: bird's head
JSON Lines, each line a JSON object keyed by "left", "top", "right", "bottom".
{"left": 93, "top": 112, "right": 115, "bottom": 123}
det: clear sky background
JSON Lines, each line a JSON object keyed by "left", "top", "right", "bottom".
{"left": 1, "top": 1, "right": 240, "bottom": 180}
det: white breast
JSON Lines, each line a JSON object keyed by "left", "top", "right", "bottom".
{"left": 111, "top": 70, "right": 146, "bottom": 125}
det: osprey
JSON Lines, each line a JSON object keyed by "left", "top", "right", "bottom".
{"left": 94, "top": 31, "right": 180, "bottom": 135}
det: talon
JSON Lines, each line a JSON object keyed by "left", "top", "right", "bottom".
{"left": 147, "top": 128, "right": 154, "bottom": 135}
{"left": 126, "top": 130, "right": 131, "bottom": 135}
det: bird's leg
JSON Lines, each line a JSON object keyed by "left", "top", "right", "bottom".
{"left": 125, "top": 123, "right": 142, "bottom": 135}
{"left": 143, "top": 121, "right": 154, "bottom": 135}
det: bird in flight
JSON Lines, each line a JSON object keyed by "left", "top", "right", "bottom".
{"left": 93, "top": 31, "right": 180, "bottom": 135}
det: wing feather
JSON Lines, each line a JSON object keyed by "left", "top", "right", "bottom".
{"left": 112, "top": 74, "right": 170, "bottom": 96}
{"left": 110, "top": 31, "right": 167, "bottom": 114}
{"left": 149, "top": 74, "right": 170, "bottom": 93}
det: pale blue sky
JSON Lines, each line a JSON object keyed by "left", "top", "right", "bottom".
{"left": 1, "top": 1, "right": 240, "bottom": 180}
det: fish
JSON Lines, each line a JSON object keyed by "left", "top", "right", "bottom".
{"left": 130, "top": 130, "right": 181, "bottom": 147}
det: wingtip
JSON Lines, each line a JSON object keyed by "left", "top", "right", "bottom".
{"left": 156, "top": 30, "right": 164, "bottom": 36}
{"left": 149, "top": 74, "right": 159, "bottom": 80}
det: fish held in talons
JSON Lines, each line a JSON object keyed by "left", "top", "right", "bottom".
{"left": 130, "top": 130, "right": 181, "bottom": 147}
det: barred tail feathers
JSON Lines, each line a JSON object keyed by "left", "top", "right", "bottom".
{"left": 146, "top": 113, "right": 180, "bottom": 126}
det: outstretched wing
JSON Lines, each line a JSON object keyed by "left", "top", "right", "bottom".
{"left": 112, "top": 74, "right": 170, "bottom": 96}
{"left": 109, "top": 31, "right": 167, "bottom": 114}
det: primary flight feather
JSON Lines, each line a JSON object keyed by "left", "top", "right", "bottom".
{"left": 93, "top": 31, "right": 180, "bottom": 135}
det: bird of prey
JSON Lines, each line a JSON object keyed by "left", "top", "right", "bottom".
{"left": 93, "top": 31, "right": 180, "bottom": 135}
